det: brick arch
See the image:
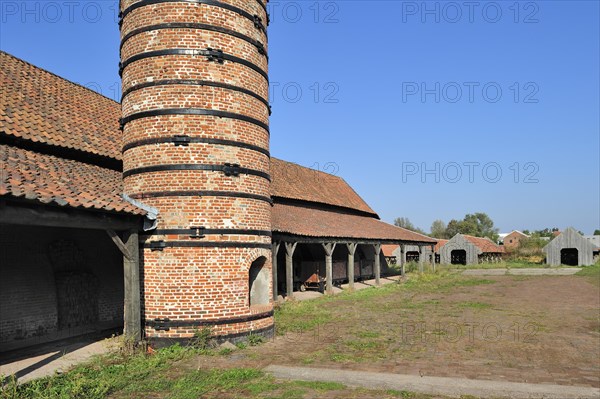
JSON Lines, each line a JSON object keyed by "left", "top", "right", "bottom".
{"left": 240, "top": 247, "right": 272, "bottom": 272}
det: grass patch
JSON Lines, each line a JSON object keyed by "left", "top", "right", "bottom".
{"left": 456, "top": 301, "right": 492, "bottom": 309}
{"left": 1, "top": 344, "right": 198, "bottom": 399}
{"left": 274, "top": 297, "right": 333, "bottom": 336}
{"left": 356, "top": 331, "right": 381, "bottom": 339}
{"left": 576, "top": 263, "right": 600, "bottom": 286}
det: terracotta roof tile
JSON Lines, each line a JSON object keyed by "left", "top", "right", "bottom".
{"left": 463, "top": 235, "right": 504, "bottom": 253}
{"left": 381, "top": 244, "right": 399, "bottom": 256}
{"left": 272, "top": 203, "right": 436, "bottom": 243}
{"left": 434, "top": 239, "right": 449, "bottom": 252}
{"left": 0, "top": 144, "right": 143, "bottom": 215}
{"left": 270, "top": 158, "right": 377, "bottom": 216}
{"left": 0, "top": 51, "right": 122, "bottom": 160}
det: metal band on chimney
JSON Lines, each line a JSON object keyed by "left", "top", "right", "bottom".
{"left": 128, "top": 190, "right": 273, "bottom": 204}
{"left": 253, "top": 0, "right": 268, "bottom": 18}
{"left": 119, "top": 0, "right": 268, "bottom": 34}
{"left": 144, "top": 241, "right": 272, "bottom": 251}
{"left": 119, "top": 48, "right": 268, "bottom": 81}
{"left": 121, "top": 79, "right": 270, "bottom": 109}
{"left": 122, "top": 136, "right": 270, "bottom": 157}
{"left": 144, "top": 228, "right": 272, "bottom": 237}
{"left": 120, "top": 23, "right": 267, "bottom": 58}
{"left": 123, "top": 164, "right": 271, "bottom": 181}
{"left": 146, "top": 310, "right": 274, "bottom": 330}
{"left": 120, "top": 108, "right": 269, "bottom": 133}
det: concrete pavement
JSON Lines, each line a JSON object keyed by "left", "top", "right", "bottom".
{"left": 265, "top": 365, "right": 600, "bottom": 399}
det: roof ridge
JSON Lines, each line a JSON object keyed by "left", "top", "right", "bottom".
{"left": 0, "top": 50, "right": 120, "bottom": 105}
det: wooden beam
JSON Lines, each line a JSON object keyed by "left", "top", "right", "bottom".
{"left": 346, "top": 243, "right": 357, "bottom": 291}
{"left": 271, "top": 233, "right": 435, "bottom": 247}
{"left": 400, "top": 244, "right": 406, "bottom": 276}
{"left": 107, "top": 230, "right": 133, "bottom": 260}
{"left": 0, "top": 202, "right": 141, "bottom": 231}
{"left": 374, "top": 244, "right": 382, "bottom": 286}
{"left": 272, "top": 242, "right": 280, "bottom": 302}
{"left": 322, "top": 243, "right": 336, "bottom": 295}
{"left": 284, "top": 242, "right": 297, "bottom": 298}
{"left": 123, "top": 230, "right": 142, "bottom": 343}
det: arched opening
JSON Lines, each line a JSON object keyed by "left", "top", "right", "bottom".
{"left": 249, "top": 256, "right": 269, "bottom": 307}
{"left": 560, "top": 248, "right": 578, "bottom": 266}
{"left": 451, "top": 249, "right": 467, "bottom": 265}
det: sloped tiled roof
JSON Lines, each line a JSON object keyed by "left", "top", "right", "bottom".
{"left": 270, "top": 158, "right": 377, "bottom": 217}
{"left": 381, "top": 244, "right": 399, "bottom": 256}
{"left": 1, "top": 51, "right": 412, "bottom": 230}
{"left": 0, "top": 144, "right": 143, "bottom": 214}
{"left": 272, "top": 203, "right": 436, "bottom": 243}
{"left": 0, "top": 51, "right": 122, "bottom": 160}
{"left": 434, "top": 239, "right": 449, "bottom": 252}
{"left": 463, "top": 235, "right": 504, "bottom": 253}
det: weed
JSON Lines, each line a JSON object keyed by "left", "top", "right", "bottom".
{"left": 191, "top": 327, "right": 213, "bottom": 350}
{"left": 218, "top": 348, "right": 233, "bottom": 356}
{"left": 248, "top": 333, "right": 265, "bottom": 346}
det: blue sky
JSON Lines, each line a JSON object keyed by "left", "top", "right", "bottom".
{"left": 1, "top": 1, "right": 598, "bottom": 234}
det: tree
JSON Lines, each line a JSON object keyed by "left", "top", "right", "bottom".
{"left": 444, "top": 212, "right": 499, "bottom": 241}
{"left": 593, "top": 229, "right": 600, "bottom": 236}
{"left": 430, "top": 219, "right": 447, "bottom": 238}
{"left": 394, "top": 217, "right": 426, "bottom": 235}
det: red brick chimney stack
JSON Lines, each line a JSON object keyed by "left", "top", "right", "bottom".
{"left": 119, "top": 0, "right": 273, "bottom": 344}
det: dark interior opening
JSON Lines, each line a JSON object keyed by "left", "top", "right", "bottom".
{"left": 560, "top": 248, "right": 579, "bottom": 266}
{"left": 451, "top": 249, "right": 467, "bottom": 265}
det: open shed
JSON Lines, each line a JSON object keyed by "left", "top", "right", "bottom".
{"left": 543, "top": 227, "right": 595, "bottom": 266}
{"left": 439, "top": 234, "right": 504, "bottom": 265}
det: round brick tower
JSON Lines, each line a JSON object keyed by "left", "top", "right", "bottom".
{"left": 119, "top": 0, "right": 272, "bottom": 345}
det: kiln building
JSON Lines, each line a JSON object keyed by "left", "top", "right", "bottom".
{"left": 1, "top": 0, "right": 436, "bottom": 351}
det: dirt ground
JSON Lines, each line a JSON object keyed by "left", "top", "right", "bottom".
{"left": 192, "top": 274, "right": 600, "bottom": 388}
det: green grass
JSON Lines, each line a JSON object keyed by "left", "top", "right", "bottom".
{"left": 1, "top": 344, "right": 197, "bottom": 399}
{"left": 3, "top": 269, "right": 507, "bottom": 399}
{"left": 2, "top": 356, "right": 440, "bottom": 399}
{"left": 456, "top": 301, "right": 492, "bottom": 309}
{"left": 576, "top": 262, "right": 600, "bottom": 286}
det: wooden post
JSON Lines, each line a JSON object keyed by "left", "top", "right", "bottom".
{"left": 418, "top": 245, "right": 424, "bottom": 272}
{"left": 431, "top": 244, "right": 436, "bottom": 273}
{"left": 400, "top": 244, "right": 406, "bottom": 276}
{"left": 346, "top": 243, "right": 357, "bottom": 290}
{"left": 284, "top": 242, "right": 297, "bottom": 298}
{"left": 123, "top": 230, "right": 141, "bottom": 343}
{"left": 272, "top": 242, "right": 280, "bottom": 302}
{"left": 322, "top": 243, "right": 336, "bottom": 295}
{"left": 374, "top": 244, "right": 382, "bottom": 286}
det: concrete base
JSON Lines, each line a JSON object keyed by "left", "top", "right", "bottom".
{"left": 0, "top": 334, "right": 118, "bottom": 384}
{"left": 147, "top": 324, "right": 275, "bottom": 349}
{"left": 462, "top": 268, "right": 582, "bottom": 276}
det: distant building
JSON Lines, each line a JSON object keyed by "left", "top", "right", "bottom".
{"left": 439, "top": 234, "right": 505, "bottom": 265}
{"left": 389, "top": 238, "right": 449, "bottom": 264}
{"left": 502, "top": 230, "right": 530, "bottom": 251}
{"left": 382, "top": 244, "right": 399, "bottom": 265}
{"left": 543, "top": 228, "right": 595, "bottom": 266}
{"left": 585, "top": 236, "right": 600, "bottom": 261}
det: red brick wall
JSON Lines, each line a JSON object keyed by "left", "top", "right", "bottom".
{"left": 504, "top": 232, "right": 527, "bottom": 251}
{"left": 0, "top": 225, "right": 123, "bottom": 351}
{"left": 120, "top": 0, "right": 273, "bottom": 342}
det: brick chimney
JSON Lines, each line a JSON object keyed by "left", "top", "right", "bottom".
{"left": 119, "top": 0, "right": 272, "bottom": 345}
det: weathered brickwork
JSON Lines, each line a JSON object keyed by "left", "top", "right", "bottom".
{"left": 0, "top": 226, "right": 123, "bottom": 351}
{"left": 120, "top": 0, "right": 273, "bottom": 342}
